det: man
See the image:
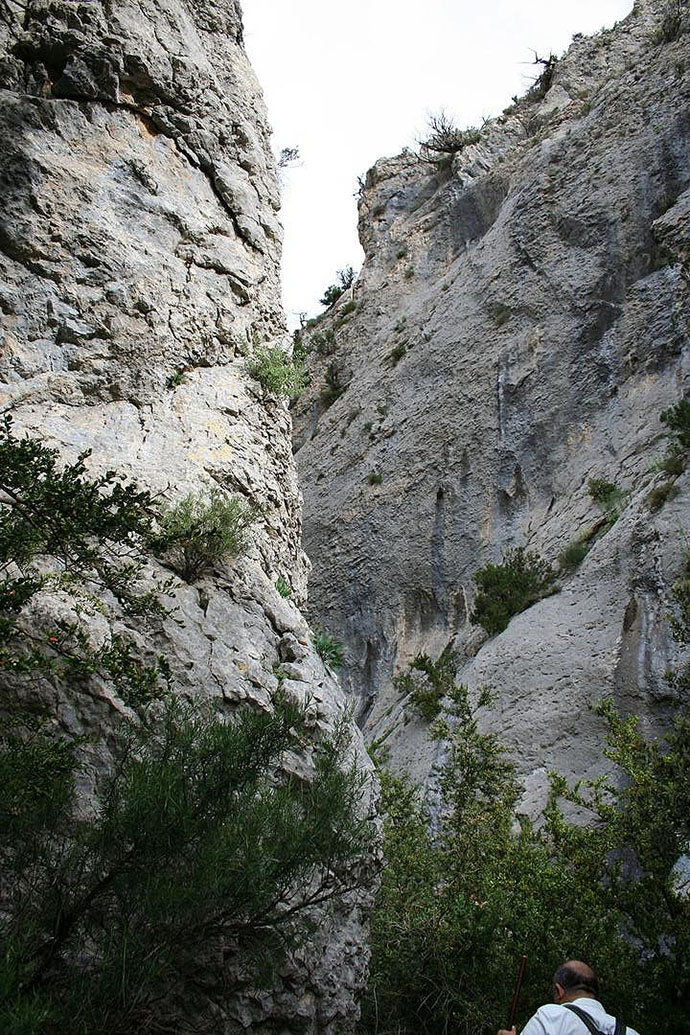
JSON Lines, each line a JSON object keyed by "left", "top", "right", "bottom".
{"left": 497, "top": 960, "right": 641, "bottom": 1035}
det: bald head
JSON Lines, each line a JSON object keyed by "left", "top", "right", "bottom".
{"left": 552, "top": 961, "right": 599, "bottom": 1002}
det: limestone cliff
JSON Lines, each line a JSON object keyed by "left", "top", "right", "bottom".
{"left": 0, "top": 1, "right": 377, "bottom": 1031}
{"left": 293, "top": 0, "right": 690, "bottom": 809}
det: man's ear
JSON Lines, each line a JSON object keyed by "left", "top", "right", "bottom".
{"left": 553, "top": 983, "right": 565, "bottom": 1003}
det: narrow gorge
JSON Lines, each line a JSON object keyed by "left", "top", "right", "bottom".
{"left": 0, "top": 0, "right": 688, "bottom": 1033}
{"left": 294, "top": 0, "right": 690, "bottom": 812}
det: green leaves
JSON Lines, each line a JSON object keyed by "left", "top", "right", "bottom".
{"left": 313, "top": 630, "right": 344, "bottom": 668}
{"left": 246, "top": 345, "right": 309, "bottom": 399}
{"left": 151, "top": 487, "right": 258, "bottom": 582}
{"left": 1, "top": 695, "right": 373, "bottom": 1032}
{"left": 0, "top": 418, "right": 172, "bottom": 707}
{"left": 365, "top": 686, "right": 690, "bottom": 1035}
{"left": 471, "top": 546, "right": 557, "bottom": 637}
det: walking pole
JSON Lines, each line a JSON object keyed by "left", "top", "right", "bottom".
{"left": 507, "top": 954, "right": 527, "bottom": 1031}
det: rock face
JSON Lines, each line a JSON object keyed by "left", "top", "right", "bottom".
{"left": 0, "top": 1, "right": 377, "bottom": 1031}
{"left": 293, "top": 0, "right": 690, "bottom": 808}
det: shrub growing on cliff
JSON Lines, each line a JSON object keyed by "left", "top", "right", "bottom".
{"left": 0, "top": 694, "right": 373, "bottom": 1034}
{"left": 0, "top": 417, "right": 171, "bottom": 706}
{"left": 659, "top": 398, "right": 690, "bottom": 475}
{"left": 588, "top": 477, "right": 628, "bottom": 528}
{"left": 313, "top": 631, "right": 344, "bottom": 669}
{"left": 471, "top": 546, "right": 557, "bottom": 636}
{"left": 418, "top": 110, "right": 481, "bottom": 166}
{"left": 247, "top": 345, "right": 309, "bottom": 399}
{"left": 362, "top": 683, "right": 690, "bottom": 1035}
{"left": 152, "top": 488, "right": 257, "bottom": 582}
{"left": 394, "top": 646, "right": 457, "bottom": 721}
{"left": 320, "top": 266, "right": 356, "bottom": 308}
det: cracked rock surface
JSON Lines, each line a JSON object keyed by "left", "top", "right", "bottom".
{"left": 293, "top": 0, "right": 690, "bottom": 808}
{"left": 0, "top": 1, "right": 378, "bottom": 1031}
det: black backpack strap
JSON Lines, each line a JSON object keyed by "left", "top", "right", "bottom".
{"left": 563, "top": 1004, "right": 605, "bottom": 1035}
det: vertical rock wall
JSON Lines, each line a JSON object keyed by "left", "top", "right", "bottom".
{"left": 0, "top": 1, "right": 377, "bottom": 1031}
{"left": 293, "top": 0, "right": 690, "bottom": 808}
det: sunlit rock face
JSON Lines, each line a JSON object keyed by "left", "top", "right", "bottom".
{"left": 294, "top": 0, "right": 690, "bottom": 808}
{"left": 0, "top": 2, "right": 378, "bottom": 1031}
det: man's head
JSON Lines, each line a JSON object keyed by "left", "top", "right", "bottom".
{"left": 552, "top": 961, "right": 599, "bottom": 1004}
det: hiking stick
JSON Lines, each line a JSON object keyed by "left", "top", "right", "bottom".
{"left": 507, "top": 954, "right": 527, "bottom": 1030}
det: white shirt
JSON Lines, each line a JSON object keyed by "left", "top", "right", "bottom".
{"left": 521, "top": 996, "right": 641, "bottom": 1035}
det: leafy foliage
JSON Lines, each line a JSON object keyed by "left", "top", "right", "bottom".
{"left": 321, "top": 362, "right": 346, "bottom": 407}
{"left": 394, "top": 646, "right": 456, "bottom": 721}
{"left": 151, "top": 488, "right": 257, "bottom": 582}
{"left": 558, "top": 536, "right": 592, "bottom": 571}
{"left": 0, "top": 417, "right": 170, "bottom": 707}
{"left": 313, "top": 631, "right": 344, "bottom": 669}
{"left": 275, "top": 575, "right": 292, "bottom": 598}
{"left": 362, "top": 682, "right": 690, "bottom": 1035}
{"left": 247, "top": 345, "right": 309, "bottom": 399}
{"left": 320, "top": 266, "right": 356, "bottom": 308}
{"left": 658, "top": 398, "right": 690, "bottom": 476}
{"left": 588, "top": 477, "right": 628, "bottom": 528}
{"left": 0, "top": 694, "right": 373, "bottom": 1034}
{"left": 470, "top": 547, "right": 557, "bottom": 636}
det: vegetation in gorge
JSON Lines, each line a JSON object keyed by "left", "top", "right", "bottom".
{"left": 0, "top": 416, "right": 170, "bottom": 707}
{"left": 393, "top": 646, "right": 457, "bottom": 721}
{"left": 471, "top": 546, "right": 557, "bottom": 636}
{"left": 0, "top": 423, "right": 373, "bottom": 1033}
{"left": 152, "top": 487, "right": 258, "bottom": 582}
{"left": 361, "top": 682, "right": 690, "bottom": 1035}
{"left": 588, "top": 477, "right": 628, "bottom": 529}
{"left": 1, "top": 695, "right": 372, "bottom": 1035}
{"left": 247, "top": 344, "right": 309, "bottom": 399}
{"left": 320, "top": 266, "right": 356, "bottom": 308}
{"left": 418, "top": 110, "right": 481, "bottom": 167}
{"left": 313, "top": 631, "right": 344, "bottom": 669}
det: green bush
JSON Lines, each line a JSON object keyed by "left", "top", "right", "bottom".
{"left": 558, "top": 536, "right": 592, "bottom": 571}
{"left": 394, "top": 646, "right": 456, "bottom": 721}
{"left": 658, "top": 399, "right": 690, "bottom": 476}
{"left": 657, "top": 443, "right": 686, "bottom": 476}
{"left": 362, "top": 684, "right": 690, "bottom": 1035}
{"left": 0, "top": 417, "right": 171, "bottom": 707}
{"left": 313, "top": 631, "right": 344, "bottom": 669}
{"left": 660, "top": 398, "right": 690, "bottom": 446}
{"left": 588, "top": 477, "right": 628, "bottom": 528}
{"left": 368, "top": 471, "right": 383, "bottom": 486}
{"left": 0, "top": 694, "right": 372, "bottom": 1034}
{"left": 647, "top": 481, "right": 677, "bottom": 512}
{"left": 471, "top": 547, "right": 557, "bottom": 636}
{"left": 152, "top": 488, "right": 257, "bottom": 582}
{"left": 275, "top": 575, "right": 292, "bottom": 598}
{"left": 388, "top": 342, "right": 407, "bottom": 365}
{"left": 321, "top": 362, "right": 345, "bottom": 407}
{"left": 247, "top": 345, "right": 309, "bottom": 398}
{"left": 320, "top": 266, "right": 356, "bottom": 308}
{"left": 312, "top": 329, "right": 337, "bottom": 356}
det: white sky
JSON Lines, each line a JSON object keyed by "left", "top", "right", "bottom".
{"left": 242, "top": 0, "right": 634, "bottom": 327}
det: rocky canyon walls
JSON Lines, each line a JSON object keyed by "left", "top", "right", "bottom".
{"left": 0, "top": 1, "right": 377, "bottom": 1031}
{"left": 293, "top": 0, "right": 690, "bottom": 810}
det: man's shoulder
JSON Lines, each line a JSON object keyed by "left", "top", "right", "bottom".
{"left": 522, "top": 999, "right": 641, "bottom": 1035}
{"left": 521, "top": 1003, "right": 571, "bottom": 1034}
